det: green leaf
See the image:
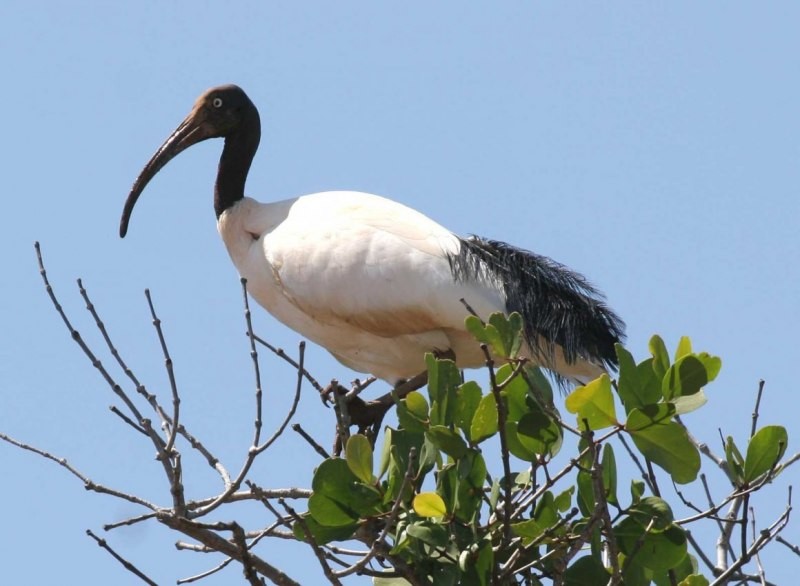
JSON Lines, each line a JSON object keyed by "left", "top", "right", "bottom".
{"left": 602, "top": 444, "right": 618, "bottom": 506}
{"left": 517, "top": 410, "right": 563, "bottom": 457}
{"left": 426, "top": 425, "right": 468, "bottom": 459}
{"left": 696, "top": 352, "right": 722, "bottom": 382}
{"left": 626, "top": 406, "right": 700, "bottom": 484}
{"left": 406, "top": 520, "right": 450, "bottom": 545}
{"left": 554, "top": 486, "right": 574, "bottom": 512}
{"left": 653, "top": 552, "right": 698, "bottom": 585}
{"left": 499, "top": 363, "right": 530, "bottom": 423}
{"left": 564, "top": 556, "right": 611, "bottom": 586}
{"left": 455, "top": 454, "right": 486, "bottom": 522}
{"left": 489, "top": 312, "right": 523, "bottom": 357}
{"left": 630, "top": 479, "right": 645, "bottom": 503}
{"left": 345, "top": 434, "right": 374, "bottom": 483}
{"left": 649, "top": 335, "right": 670, "bottom": 379}
{"left": 308, "top": 492, "right": 360, "bottom": 527}
{"left": 625, "top": 403, "right": 676, "bottom": 428}
{"left": 629, "top": 496, "right": 674, "bottom": 531}
{"left": 503, "top": 420, "right": 536, "bottom": 460}
{"left": 454, "top": 381, "right": 482, "bottom": 441}
{"left": 724, "top": 436, "right": 745, "bottom": 483}
{"left": 413, "top": 492, "right": 447, "bottom": 517}
{"left": 397, "top": 391, "right": 429, "bottom": 433}
{"left": 744, "top": 425, "right": 788, "bottom": 482}
{"left": 465, "top": 314, "right": 505, "bottom": 357}
{"left": 460, "top": 450, "right": 487, "bottom": 486}
{"left": 672, "top": 390, "right": 708, "bottom": 415}
{"left": 465, "top": 315, "right": 488, "bottom": 343}
{"left": 405, "top": 391, "right": 429, "bottom": 420}
{"left": 310, "top": 458, "right": 380, "bottom": 524}
{"left": 472, "top": 539, "right": 494, "bottom": 586}
{"left": 378, "top": 427, "right": 393, "bottom": 480}
{"left": 615, "top": 517, "right": 688, "bottom": 572}
{"left": 524, "top": 364, "right": 555, "bottom": 407}
{"left": 533, "top": 490, "right": 559, "bottom": 528}
{"left": 621, "top": 553, "right": 649, "bottom": 586}
{"left": 576, "top": 467, "right": 594, "bottom": 517}
{"left": 292, "top": 513, "right": 357, "bottom": 544}
{"left": 616, "top": 344, "right": 661, "bottom": 411}
{"left": 565, "top": 374, "right": 618, "bottom": 430}
{"left": 470, "top": 393, "right": 498, "bottom": 442}
{"left": 678, "top": 575, "right": 710, "bottom": 586}
{"left": 373, "top": 578, "right": 414, "bottom": 586}
{"left": 511, "top": 518, "right": 546, "bottom": 543}
{"left": 426, "top": 354, "right": 461, "bottom": 426}
{"left": 674, "top": 336, "right": 692, "bottom": 360}
{"left": 489, "top": 477, "right": 500, "bottom": 509}
{"left": 308, "top": 458, "right": 381, "bottom": 526}
{"left": 386, "top": 429, "right": 424, "bottom": 501}
{"left": 663, "top": 355, "right": 707, "bottom": 400}
{"left": 418, "top": 433, "right": 440, "bottom": 477}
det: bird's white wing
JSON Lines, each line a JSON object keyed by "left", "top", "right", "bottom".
{"left": 258, "top": 191, "right": 505, "bottom": 339}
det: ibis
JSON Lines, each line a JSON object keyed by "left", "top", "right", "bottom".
{"left": 120, "top": 85, "right": 625, "bottom": 401}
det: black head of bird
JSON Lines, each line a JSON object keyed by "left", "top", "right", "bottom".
{"left": 120, "top": 84, "right": 260, "bottom": 238}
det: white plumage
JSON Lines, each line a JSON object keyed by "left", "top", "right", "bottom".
{"left": 120, "top": 85, "right": 624, "bottom": 388}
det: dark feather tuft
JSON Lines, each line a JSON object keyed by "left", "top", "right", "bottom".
{"left": 448, "top": 236, "right": 625, "bottom": 374}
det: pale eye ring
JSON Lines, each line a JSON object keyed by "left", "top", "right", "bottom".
{"left": 212, "top": 97, "right": 224, "bottom": 108}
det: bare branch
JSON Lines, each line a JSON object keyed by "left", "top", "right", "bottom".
{"left": 159, "top": 514, "right": 300, "bottom": 586}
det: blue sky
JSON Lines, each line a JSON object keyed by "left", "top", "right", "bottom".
{"left": 1, "top": 2, "right": 798, "bottom": 584}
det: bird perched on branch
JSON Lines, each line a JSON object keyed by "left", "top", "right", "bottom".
{"left": 120, "top": 85, "right": 625, "bottom": 396}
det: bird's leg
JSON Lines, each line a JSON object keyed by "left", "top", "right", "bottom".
{"left": 346, "top": 370, "right": 430, "bottom": 446}
{"left": 344, "top": 349, "right": 457, "bottom": 447}
{"left": 331, "top": 350, "right": 457, "bottom": 454}
{"left": 320, "top": 379, "right": 349, "bottom": 406}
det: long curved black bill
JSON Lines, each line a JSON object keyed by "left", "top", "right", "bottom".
{"left": 119, "top": 113, "right": 208, "bottom": 237}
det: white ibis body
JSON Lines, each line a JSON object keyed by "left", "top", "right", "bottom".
{"left": 120, "top": 85, "right": 624, "bottom": 386}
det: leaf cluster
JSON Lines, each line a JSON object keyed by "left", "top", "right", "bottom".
{"left": 296, "top": 314, "right": 792, "bottom": 585}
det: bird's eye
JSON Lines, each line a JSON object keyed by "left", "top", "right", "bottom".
{"left": 212, "top": 97, "right": 224, "bottom": 108}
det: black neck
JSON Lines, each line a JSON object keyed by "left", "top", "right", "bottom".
{"left": 214, "top": 110, "right": 261, "bottom": 217}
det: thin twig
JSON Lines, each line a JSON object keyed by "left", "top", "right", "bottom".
{"left": 711, "top": 503, "right": 792, "bottom": 586}
{"left": 750, "top": 380, "right": 766, "bottom": 439}
{"left": 292, "top": 423, "right": 331, "bottom": 459}
{"left": 252, "top": 333, "right": 324, "bottom": 394}
{"left": 617, "top": 433, "right": 656, "bottom": 493}
{"left": 587, "top": 434, "right": 620, "bottom": 584}
{"left": 109, "top": 405, "right": 148, "bottom": 436}
{"left": 482, "top": 342, "right": 513, "bottom": 549}
{"left": 86, "top": 529, "right": 158, "bottom": 586}
{"left": 241, "top": 279, "right": 265, "bottom": 451}
{"left": 144, "top": 289, "right": 181, "bottom": 463}
{"left": 280, "top": 500, "right": 343, "bottom": 586}
{"left": 159, "top": 514, "right": 300, "bottom": 586}
{"left": 776, "top": 535, "right": 800, "bottom": 557}
{"left": 253, "top": 341, "right": 305, "bottom": 454}
{"left": 34, "top": 244, "right": 179, "bottom": 492}
{"left": 104, "top": 512, "right": 158, "bottom": 531}
{"left": 76, "top": 279, "right": 172, "bottom": 431}
{"left": 0, "top": 432, "right": 158, "bottom": 510}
